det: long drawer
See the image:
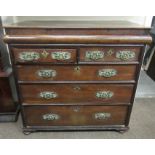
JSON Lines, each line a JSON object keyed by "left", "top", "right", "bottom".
{"left": 23, "top": 105, "right": 128, "bottom": 126}
{"left": 19, "top": 84, "right": 134, "bottom": 105}
{"left": 17, "top": 65, "right": 136, "bottom": 82}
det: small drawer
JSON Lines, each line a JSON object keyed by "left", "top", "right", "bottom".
{"left": 17, "top": 65, "right": 136, "bottom": 82}
{"left": 20, "top": 84, "right": 134, "bottom": 105}
{"left": 11, "top": 47, "right": 77, "bottom": 64}
{"left": 23, "top": 105, "right": 128, "bottom": 126}
{"left": 79, "top": 46, "right": 141, "bottom": 63}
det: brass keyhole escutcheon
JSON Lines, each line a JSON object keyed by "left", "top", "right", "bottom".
{"left": 74, "top": 66, "right": 80, "bottom": 71}
{"left": 74, "top": 66, "right": 81, "bottom": 75}
{"left": 73, "top": 86, "right": 81, "bottom": 91}
{"left": 72, "top": 106, "right": 80, "bottom": 112}
{"left": 107, "top": 49, "right": 114, "bottom": 56}
{"left": 41, "top": 50, "right": 49, "bottom": 58}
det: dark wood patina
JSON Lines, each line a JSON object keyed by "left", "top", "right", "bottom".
{"left": 3, "top": 20, "right": 152, "bottom": 133}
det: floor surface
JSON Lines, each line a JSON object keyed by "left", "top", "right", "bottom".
{"left": 0, "top": 98, "right": 154, "bottom": 139}
{"left": 136, "top": 70, "right": 155, "bottom": 98}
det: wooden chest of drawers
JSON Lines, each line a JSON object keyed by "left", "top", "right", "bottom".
{"left": 3, "top": 21, "right": 152, "bottom": 134}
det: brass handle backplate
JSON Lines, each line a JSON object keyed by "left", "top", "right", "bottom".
{"left": 94, "top": 112, "right": 111, "bottom": 120}
{"left": 96, "top": 91, "right": 114, "bottom": 99}
{"left": 116, "top": 50, "right": 135, "bottom": 61}
{"left": 19, "top": 52, "right": 40, "bottom": 61}
{"left": 37, "top": 69, "right": 57, "bottom": 78}
{"left": 98, "top": 69, "right": 117, "bottom": 78}
{"left": 40, "top": 91, "right": 58, "bottom": 99}
{"left": 85, "top": 51, "right": 104, "bottom": 60}
{"left": 51, "top": 52, "right": 71, "bottom": 60}
{"left": 42, "top": 113, "right": 60, "bottom": 120}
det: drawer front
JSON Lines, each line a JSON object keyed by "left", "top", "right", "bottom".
{"left": 79, "top": 46, "right": 141, "bottom": 63}
{"left": 17, "top": 65, "right": 136, "bottom": 81}
{"left": 20, "top": 84, "right": 134, "bottom": 104}
{"left": 23, "top": 105, "right": 128, "bottom": 126}
{"left": 11, "top": 47, "right": 77, "bottom": 64}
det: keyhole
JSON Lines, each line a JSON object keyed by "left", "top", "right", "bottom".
{"left": 73, "top": 86, "right": 81, "bottom": 91}
{"left": 74, "top": 66, "right": 80, "bottom": 71}
{"left": 72, "top": 106, "right": 80, "bottom": 112}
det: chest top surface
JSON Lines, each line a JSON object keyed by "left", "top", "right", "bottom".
{"left": 3, "top": 20, "right": 151, "bottom": 29}
{"left": 3, "top": 20, "right": 152, "bottom": 44}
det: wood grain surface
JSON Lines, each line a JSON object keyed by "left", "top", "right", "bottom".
{"left": 19, "top": 84, "right": 134, "bottom": 105}
{"left": 23, "top": 105, "right": 128, "bottom": 126}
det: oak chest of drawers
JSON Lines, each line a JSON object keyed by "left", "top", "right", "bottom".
{"left": 3, "top": 21, "right": 152, "bottom": 134}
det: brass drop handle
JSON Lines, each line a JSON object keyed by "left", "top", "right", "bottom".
{"left": 51, "top": 51, "right": 71, "bottom": 60}
{"left": 19, "top": 52, "right": 40, "bottom": 61}
{"left": 37, "top": 69, "right": 57, "bottom": 78}
{"left": 42, "top": 113, "right": 60, "bottom": 120}
{"left": 85, "top": 51, "right": 104, "bottom": 60}
{"left": 98, "top": 69, "right": 117, "bottom": 78}
{"left": 96, "top": 91, "right": 114, "bottom": 99}
{"left": 116, "top": 50, "right": 135, "bottom": 61}
{"left": 94, "top": 112, "right": 111, "bottom": 120}
{"left": 39, "top": 91, "right": 58, "bottom": 99}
